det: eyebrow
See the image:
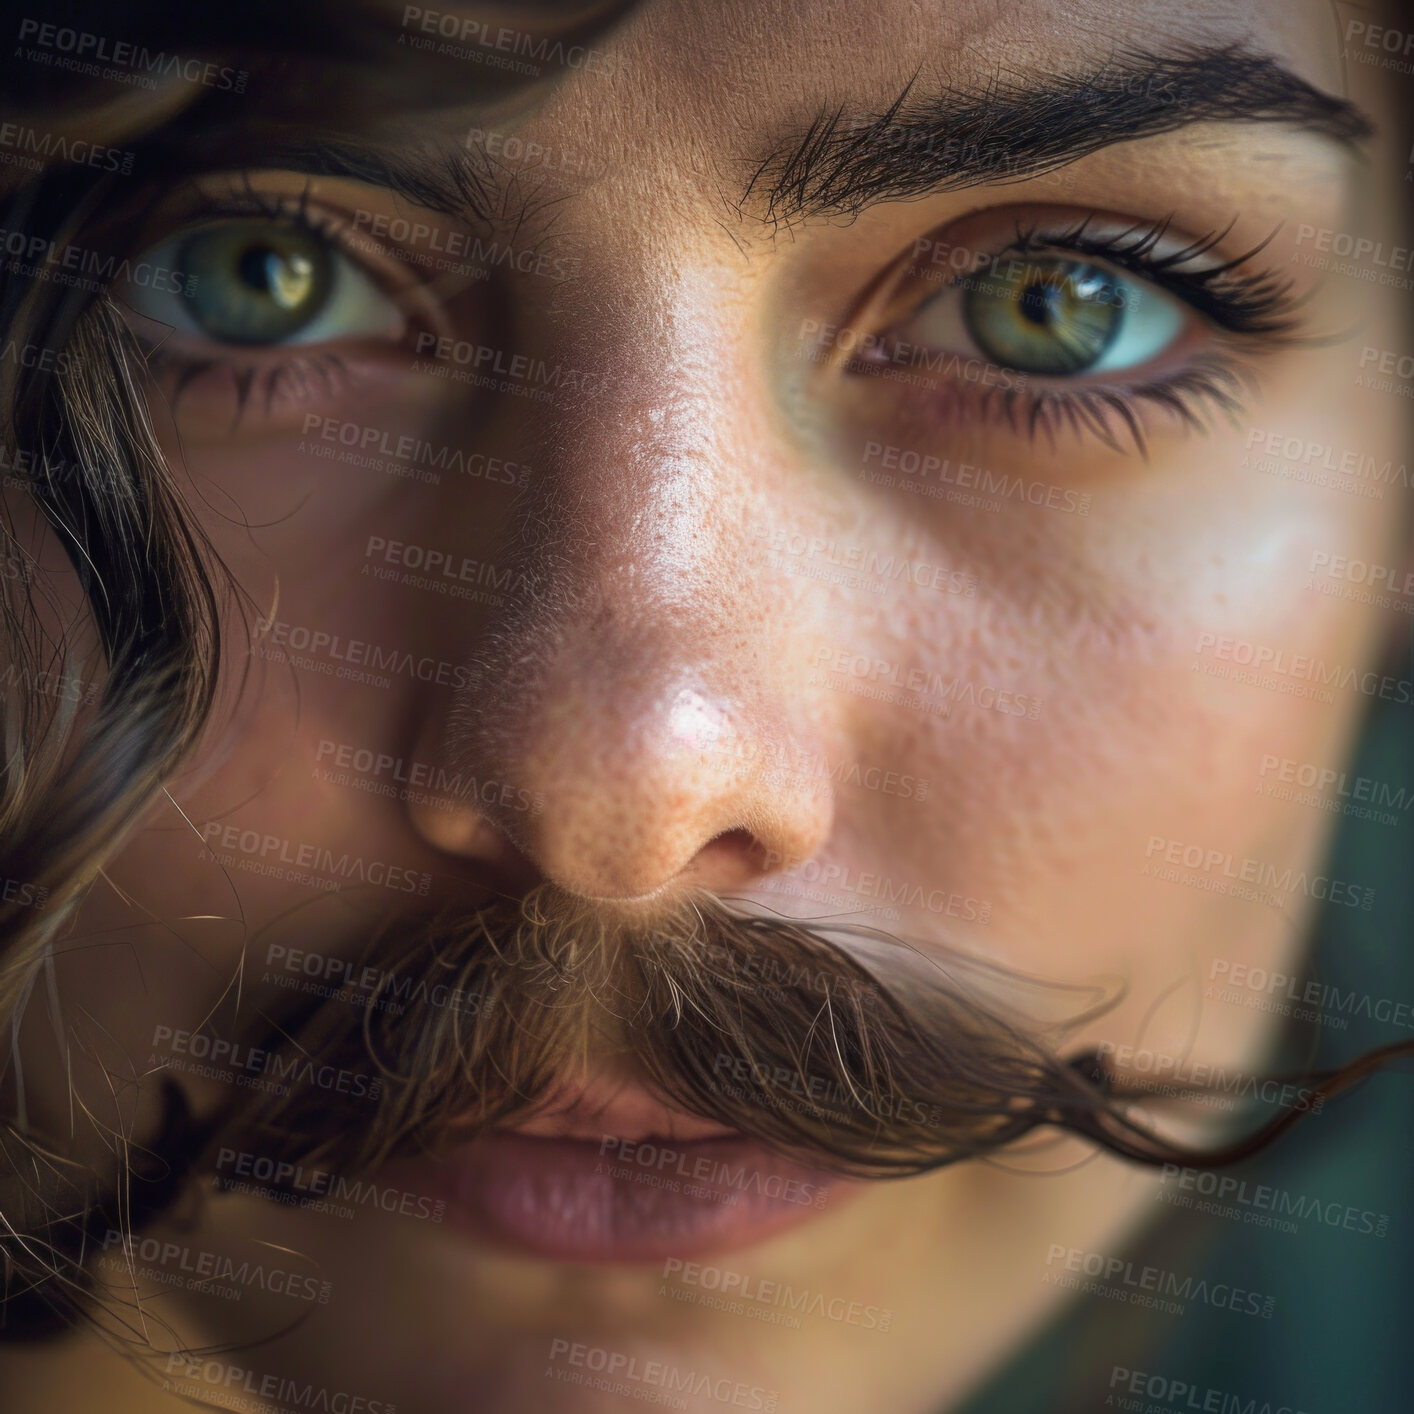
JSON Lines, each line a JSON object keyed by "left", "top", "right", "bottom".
{"left": 261, "top": 136, "right": 508, "bottom": 228}
{"left": 743, "top": 45, "right": 1373, "bottom": 225}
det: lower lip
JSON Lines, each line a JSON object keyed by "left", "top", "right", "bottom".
{"left": 384, "top": 1132, "right": 850, "bottom": 1263}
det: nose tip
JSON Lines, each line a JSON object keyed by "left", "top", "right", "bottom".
{"left": 408, "top": 677, "right": 833, "bottom": 904}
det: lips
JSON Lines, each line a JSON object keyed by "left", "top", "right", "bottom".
{"left": 380, "top": 1073, "right": 857, "bottom": 1262}
{"left": 497, "top": 1071, "right": 743, "bottom": 1144}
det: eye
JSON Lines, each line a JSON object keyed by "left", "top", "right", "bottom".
{"left": 891, "top": 253, "right": 1187, "bottom": 377}
{"left": 118, "top": 217, "right": 404, "bottom": 347}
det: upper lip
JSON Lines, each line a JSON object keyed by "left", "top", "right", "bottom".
{"left": 498, "top": 1071, "right": 739, "bottom": 1144}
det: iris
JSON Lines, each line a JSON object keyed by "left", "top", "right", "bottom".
{"left": 963, "top": 257, "right": 1122, "bottom": 374}
{"left": 178, "top": 221, "right": 334, "bottom": 345}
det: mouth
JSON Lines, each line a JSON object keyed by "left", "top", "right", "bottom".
{"left": 380, "top": 1072, "right": 859, "bottom": 1263}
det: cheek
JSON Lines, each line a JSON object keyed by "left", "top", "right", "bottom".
{"left": 1147, "top": 499, "right": 1388, "bottom": 792}
{"left": 159, "top": 398, "right": 528, "bottom": 683}
{"left": 843, "top": 469, "right": 1387, "bottom": 971}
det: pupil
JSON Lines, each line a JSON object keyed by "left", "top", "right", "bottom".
{"left": 1018, "top": 281, "right": 1056, "bottom": 326}
{"left": 238, "top": 245, "right": 278, "bottom": 295}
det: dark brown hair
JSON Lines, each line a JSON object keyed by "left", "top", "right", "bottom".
{"left": 0, "top": 0, "right": 1409, "bottom": 1370}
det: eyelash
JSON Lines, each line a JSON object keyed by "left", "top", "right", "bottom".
{"left": 1009, "top": 215, "right": 1300, "bottom": 336}
{"left": 141, "top": 185, "right": 1302, "bottom": 454}
{"left": 868, "top": 215, "right": 1305, "bottom": 456}
{"left": 139, "top": 180, "right": 425, "bottom": 426}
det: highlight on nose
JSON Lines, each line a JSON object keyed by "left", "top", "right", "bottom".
{"left": 407, "top": 678, "right": 833, "bottom": 903}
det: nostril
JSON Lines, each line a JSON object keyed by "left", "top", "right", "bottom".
{"left": 682, "top": 828, "right": 777, "bottom": 890}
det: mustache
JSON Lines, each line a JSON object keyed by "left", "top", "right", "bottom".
{"left": 201, "top": 885, "right": 1083, "bottom": 1180}
{"left": 171, "top": 885, "right": 1395, "bottom": 1191}
{"left": 15, "top": 886, "right": 1413, "bottom": 1342}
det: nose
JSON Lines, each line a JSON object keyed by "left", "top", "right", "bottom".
{"left": 406, "top": 273, "right": 836, "bottom": 901}
{"left": 415, "top": 659, "right": 832, "bottom": 901}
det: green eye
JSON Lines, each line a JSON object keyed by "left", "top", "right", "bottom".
{"left": 962, "top": 259, "right": 1123, "bottom": 375}
{"left": 118, "top": 217, "right": 404, "bottom": 349}
{"left": 891, "top": 251, "right": 1187, "bottom": 379}
{"left": 177, "top": 222, "right": 334, "bottom": 344}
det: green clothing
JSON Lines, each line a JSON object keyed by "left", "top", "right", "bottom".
{"left": 955, "top": 694, "right": 1413, "bottom": 1414}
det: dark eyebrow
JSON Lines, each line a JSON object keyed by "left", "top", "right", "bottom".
{"left": 257, "top": 134, "right": 550, "bottom": 233}
{"left": 744, "top": 45, "right": 1373, "bottom": 225}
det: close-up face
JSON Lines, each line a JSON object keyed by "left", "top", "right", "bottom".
{"left": 0, "top": 1, "right": 1410, "bottom": 1412}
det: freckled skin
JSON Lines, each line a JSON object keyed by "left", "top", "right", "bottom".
{"left": 2, "top": 1, "right": 1409, "bottom": 1412}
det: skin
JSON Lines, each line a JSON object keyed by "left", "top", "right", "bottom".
{"left": 1, "top": 0, "right": 1410, "bottom": 1410}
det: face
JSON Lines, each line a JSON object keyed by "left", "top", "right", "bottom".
{"left": 4, "top": 0, "right": 1410, "bottom": 1411}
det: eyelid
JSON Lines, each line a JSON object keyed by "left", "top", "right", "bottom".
{"left": 121, "top": 179, "right": 461, "bottom": 345}
{"left": 815, "top": 203, "right": 1303, "bottom": 455}
{"left": 818, "top": 205, "right": 1299, "bottom": 386}
{"left": 876, "top": 207, "right": 1299, "bottom": 344}
{"left": 111, "top": 181, "right": 475, "bottom": 429}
